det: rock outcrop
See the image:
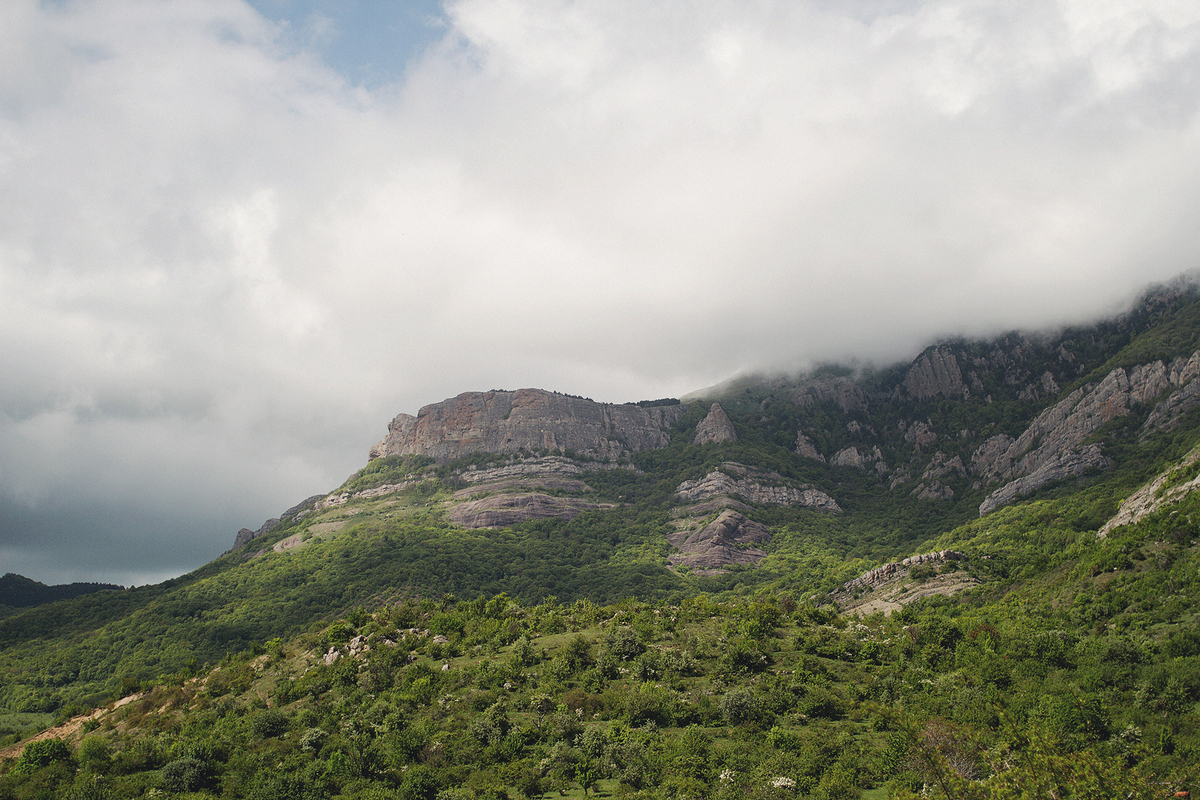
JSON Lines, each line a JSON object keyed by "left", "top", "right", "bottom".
{"left": 1142, "top": 352, "right": 1200, "bottom": 433}
{"left": 912, "top": 481, "right": 954, "bottom": 501}
{"left": 693, "top": 403, "right": 737, "bottom": 445}
{"left": 666, "top": 463, "right": 840, "bottom": 573}
{"left": 902, "top": 346, "right": 968, "bottom": 400}
{"left": 791, "top": 376, "right": 868, "bottom": 414}
{"left": 666, "top": 510, "right": 771, "bottom": 576}
{"left": 449, "top": 493, "right": 616, "bottom": 529}
{"left": 794, "top": 432, "right": 825, "bottom": 462}
{"left": 456, "top": 456, "right": 599, "bottom": 484}
{"left": 903, "top": 420, "right": 938, "bottom": 449}
{"left": 979, "top": 444, "right": 1108, "bottom": 515}
{"left": 231, "top": 495, "right": 323, "bottom": 551}
{"left": 830, "top": 445, "right": 889, "bottom": 474}
{"left": 972, "top": 358, "right": 1200, "bottom": 514}
{"left": 674, "top": 463, "right": 841, "bottom": 513}
{"left": 1099, "top": 444, "right": 1200, "bottom": 537}
{"left": 840, "top": 550, "right": 968, "bottom": 594}
{"left": 834, "top": 550, "right": 976, "bottom": 616}
{"left": 369, "top": 390, "right": 685, "bottom": 463}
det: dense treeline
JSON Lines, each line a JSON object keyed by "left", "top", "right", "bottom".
{"left": 0, "top": 573, "right": 124, "bottom": 616}
{"left": 2, "top": 548, "right": 1194, "bottom": 800}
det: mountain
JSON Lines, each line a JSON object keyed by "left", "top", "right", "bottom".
{"left": 0, "top": 573, "right": 123, "bottom": 612}
{"left": 6, "top": 279, "right": 1200, "bottom": 798}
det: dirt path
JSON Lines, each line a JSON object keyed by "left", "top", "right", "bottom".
{"left": 0, "top": 694, "right": 141, "bottom": 760}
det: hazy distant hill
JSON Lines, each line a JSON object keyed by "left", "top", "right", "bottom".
{"left": 0, "top": 572, "right": 122, "bottom": 611}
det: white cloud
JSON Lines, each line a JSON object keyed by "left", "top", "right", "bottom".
{"left": 2, "top": 0, "right": 1199, "bottom": 582}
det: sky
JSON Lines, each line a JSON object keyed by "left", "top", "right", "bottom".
{"left": 2, "top": 0, "right": 1200, "bottom": 587}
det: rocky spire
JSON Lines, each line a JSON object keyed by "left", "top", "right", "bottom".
{"left": 693, "top": 403, "right": 738, "bottom": 445}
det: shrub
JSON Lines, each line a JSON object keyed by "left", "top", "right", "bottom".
{"left": 12, "top": 737, "right": 72, "bottom": 776}
{"left": 249, "top": 708, "right": 290, "bottom": 739}
{"left": 160, "top": 756, "right": 212, "bottom": 793}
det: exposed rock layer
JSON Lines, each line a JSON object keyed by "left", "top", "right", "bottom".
{"left": 834, "top": 550, "right": 976, "bottom": 616}
{"left": 903, "top": 347, "right": 968, "bottom": 400}
{"left": 1099, "top": 444, "right": 1200, "bottom": 537}
{"left": 449, "top": 493, "right": 615, "bottom": 529}
{"left": 974, "top": 356, "right": 1200, "bottom": 514}
{"left": 666, "top": 510, "right": 770, "bottom": 576}
{"left": 674, "top": 462, "right": 841, "bottom": 513}
{"left": 692, "top": 403, "right": 737, "bottom": 445}
{"left": 369, "top": 390, "right": 685, "bottom": 463}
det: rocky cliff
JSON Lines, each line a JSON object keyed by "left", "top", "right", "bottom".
{"left": 692, "top": 403, "right": 737, "bottom": 445}
{"left": 369, "top": 390, "right": 685, "bottom": 463}
{"left": 975, "top": 354, "right": 1200, "bottom": 514}
{"left": 667, "top": 462, "right": 840, "bottom": 573}
{"left": 902, "top": 346, "right": 970, "bottom": 400}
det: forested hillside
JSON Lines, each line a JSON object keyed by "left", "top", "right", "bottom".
{"left": 5, "top": 281, "right": 1200, "bottom": 799}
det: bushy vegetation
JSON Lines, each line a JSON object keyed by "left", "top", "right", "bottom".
{"left": 8, "top": 283, "right": 1200, "bottom": 797}
{"left": 2, "top": 548, "right": 1196, "bottom": 800}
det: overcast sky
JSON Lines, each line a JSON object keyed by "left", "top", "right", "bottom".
{"left": 2, "top": 0, "right": 1199, "bottom": 586}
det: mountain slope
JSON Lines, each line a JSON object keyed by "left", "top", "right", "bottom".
{"left": 4, "top": 280, "right": 1200, "bottom": 723}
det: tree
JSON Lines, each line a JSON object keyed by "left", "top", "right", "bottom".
{"left": 12, "top": 738, "right": 72, "bottom": 776}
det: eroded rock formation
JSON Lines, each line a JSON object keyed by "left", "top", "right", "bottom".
{"left": 666, "top": 462, "right": 840, "bottom": 573}
{"left": 979, "top": 445, "right": 1108, "bottom": 515}
{"left": 666, "top": 510, "right": 770, "bottom": 576}
{"left": 1099, "top": 444, "right": 1200, "bottom": 537}
{"left": 973, "top": 357, "right": 1200, "bottom": 514}
{"left": 834, "top": 550, "right": 977, "bottom": 616}
{"left": 794, "top": 432, "right": 825, "bottom": 462}
{"left": 369, "top": 389, "right": 685, "bottom": 463}
{"left": 693, "top": 403, "right": 738, "bottom": 445}
{"left": 791, "top": 375, "right": 868, "bottom": 414}
{"left": 840, "top": 550, "right": 968, "bottom": 593}
{"left": 830, "top": 445, "right": 889, "bottom": 474}
{"left": 674, "top": 462, "right": 841, "bottom": 512}
{"left": 449, "top": 493, "right": 616, "bottom": 529}
{"left": 903, "top": 347, "right": 968, "bottom": 400}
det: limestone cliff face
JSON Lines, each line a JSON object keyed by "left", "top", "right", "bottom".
{"left": 791, "top": 376, "right": 868, "bottom": 414}
{"left": 692, "top": 403, "right": 737, "bottom": 445}
{"left": 1099, "top": 444, "right": 1200, "bottom": 537}
{"left": 974, "top": 357, "right": 1198, "bottom": 514}
{"left": 902, "top": 346, "right": 968, "bottom": 400}
{"left": 369, "top": 389, "right": 685, "bottom": 463}
{"left": 674, "top": 462, "right": 841, "bottom": 513}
